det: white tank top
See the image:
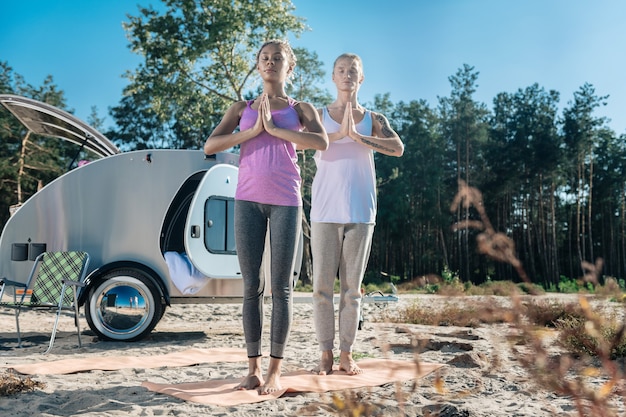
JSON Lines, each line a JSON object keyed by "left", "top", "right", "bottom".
{"left": 310, "top": 107, "right": 376, "bottom": 224}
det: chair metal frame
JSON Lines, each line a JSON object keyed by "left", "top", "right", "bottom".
{"left": 0, "top": 251, "right": 90, "bottom": 354}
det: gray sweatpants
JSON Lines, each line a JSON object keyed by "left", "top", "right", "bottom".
{"left": 235, "top": 200, "right": 301, "bottom": 359}
{"left": 311, "top": 222, "right": 375, "bottom": 352}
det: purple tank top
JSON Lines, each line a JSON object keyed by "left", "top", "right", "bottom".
{"left": 235, "top": 98, "right": 303, "bottom": 206}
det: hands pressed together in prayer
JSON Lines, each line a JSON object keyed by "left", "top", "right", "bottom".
{"left": 337, "top": 102, "right": 362, "bottom": 142}
{"left": 251, "top": 93, "right": 277, "bottom": 136}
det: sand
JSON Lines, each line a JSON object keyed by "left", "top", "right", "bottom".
{"left": 1, "top": 293, "right": 624, "bottom": 416}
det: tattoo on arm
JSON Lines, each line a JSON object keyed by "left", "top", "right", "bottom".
{"left": 376, "top": 113, "right": 395, "bottom": 138}
{"left": 358, "top": 113, "right": 397, "bottom": 153}
{"left": 360, "top": 136, "right": 397, "bottom": 154}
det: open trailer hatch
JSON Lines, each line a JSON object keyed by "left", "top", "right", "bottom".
{"left": 0, "top": 94, "right": 120, "bottom": 158}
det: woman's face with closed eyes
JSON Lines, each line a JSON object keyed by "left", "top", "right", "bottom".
{"left": 256, "top": 42, "right": 295, "bottom": 82}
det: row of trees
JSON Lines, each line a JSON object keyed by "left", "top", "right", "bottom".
{"left": 371, "top": 66, "right": 626, "bottom": 289}
{"left": 2, "top": 0, "right": 625, "bottom": 289}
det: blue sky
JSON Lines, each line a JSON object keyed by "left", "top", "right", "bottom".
{"left": 1, "top": 0, "right": 625, "bottom": 135}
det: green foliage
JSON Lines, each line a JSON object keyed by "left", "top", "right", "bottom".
{"left": 557, "top": 276, "right": 583, "bottom": 293}
{"left": 363, "top": 282, "right": 393, "bottom": 295}
{"left": 110, "top": 0, "right": 311, "bottom": 150}
{"left": 441, "top": 266, "right": 460, "bottom": 285}
{"left": 425, "top": 283, "right": 440, "bottom": 294}
{"left": 294, "top": 281, "right": 312, "bottom": 292}
{"left": 348, "top": 351, "right": 374, "bottom": 361}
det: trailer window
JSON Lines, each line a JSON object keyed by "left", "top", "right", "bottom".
{"left": 204, "top": 196, "right": 235, "bottom": 254}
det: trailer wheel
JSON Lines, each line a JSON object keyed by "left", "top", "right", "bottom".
{"left": 85, "top": 269, "right": 165, "bottom": 341}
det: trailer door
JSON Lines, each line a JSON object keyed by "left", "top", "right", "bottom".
{"left": 184, "top": 164, "right": 240, "bottom": 278}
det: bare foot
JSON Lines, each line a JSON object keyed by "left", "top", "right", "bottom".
{"left": 339, "top": 351, "right": 363, "bottom": 375}
{"left": 259, "top": 373, "right": 282, "bottom": 395}
{"left": 312, "top": 350, "right": 334, "bottom": 375}
{"left": 235, "top": 374, "right": 263, "bottom": 390}
{"left": 259, "top": 356, "right": 283, "bottom": 395}
{"left": 236, "top": 356, "right": 264, "bottom": 390}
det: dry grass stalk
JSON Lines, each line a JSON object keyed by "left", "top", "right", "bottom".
{"left": 448, "top": 179, "right": 624, "bottom": 417}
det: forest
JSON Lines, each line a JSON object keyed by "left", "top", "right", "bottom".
{"left": 1, "top": 0, "right": 625, "bottom": 290}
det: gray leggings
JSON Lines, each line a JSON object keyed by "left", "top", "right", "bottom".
{"left": 311, "top": 222, "right": 374, "bottom": 352}
{"left": 235, "top": 200, "right": 301, "bottom": 359}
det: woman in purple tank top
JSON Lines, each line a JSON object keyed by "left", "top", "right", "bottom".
{"left": 204, "top": 39, "right": 327, "bottom": 395}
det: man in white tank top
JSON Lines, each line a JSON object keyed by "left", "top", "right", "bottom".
{"left": 311, "top": 53, "right": 404, "bottom": 375}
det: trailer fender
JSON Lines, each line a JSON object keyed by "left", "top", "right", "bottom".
{"left": 80, "top": 261, "right": 169, "bottom": 306}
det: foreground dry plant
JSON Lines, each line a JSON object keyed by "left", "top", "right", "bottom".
{"left": 302, "top": 180, "right": 626, "bottom": 417}
{"left": 449, "top": 180, "right": 625, "bottom": 417}
{"left": 0, "top": 370, "right": 44, "bottom": 396}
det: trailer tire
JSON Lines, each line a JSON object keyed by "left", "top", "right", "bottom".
{"left": 85, "top": 269, "right": 164, "bottom": 342}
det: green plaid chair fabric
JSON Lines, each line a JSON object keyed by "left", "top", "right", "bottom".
{"left": 0, "top": 251, "right": 90, "bottom": 354}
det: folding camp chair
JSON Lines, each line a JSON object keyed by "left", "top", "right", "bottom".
{"left": 0, "top": 251, "right": 90, "bottom": 354}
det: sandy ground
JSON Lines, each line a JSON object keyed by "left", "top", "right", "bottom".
{"left": 1, "top": 293, "right": 625, "bottom": 417}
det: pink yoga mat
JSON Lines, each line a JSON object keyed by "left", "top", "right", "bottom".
{"left": 142, "top": 358, "right": 443, "bottom": 406}
{"left": 8, "top": 348, "right": 248, "bottom": 375}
